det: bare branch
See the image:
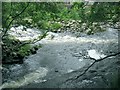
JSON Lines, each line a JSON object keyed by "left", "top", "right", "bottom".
{"left": 92, "top": 52, "right": 120, "bottom": 62}
{"left": 4, "top": 2, "right": 13, "bottom": 28}
{"left": 16, "top": 30, "right": 48, "bottom": 48}
{"left": 2, "top": 2, "right": 30, "bottom": 39}
{"left": 65, "top": 52, "right": 120, "bottom": 82}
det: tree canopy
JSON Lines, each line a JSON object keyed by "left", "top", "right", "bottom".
{"left": 2, "top": 2, "right": 119, "bottom": 34}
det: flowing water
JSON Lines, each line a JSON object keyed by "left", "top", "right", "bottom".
{"left": 1, "top": 27, "right": 118, "bottom": 88}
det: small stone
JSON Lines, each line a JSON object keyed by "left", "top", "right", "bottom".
{"left": 17, "top": 53, "right": 24, "bottom": 59}
{"left": 34, "top": 46, "right": 39, "bottom": 50}
{"left": 89, "top": 70, "right": 97, "bottom": 73}
{"left": 12, "top": 52, "right": 17, "bottom": 56}
{"left": 30, "top": 48, "right": 37, "bottom": 54}
{"left": 55, "top": 70, "right": 59, "bottom": 72}
{"left": 101, "top": 70, "right": 106, "bottom": 72}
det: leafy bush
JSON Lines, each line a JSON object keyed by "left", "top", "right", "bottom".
{"left": 18, "top": 44, "right": 31, "bottom": 57}
{"left": 50, "top": 22, "right": 62, "bottom": 30}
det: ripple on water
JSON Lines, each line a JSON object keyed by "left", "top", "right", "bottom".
{"left": 2, "top": 27, "right": 118, "bottom": 88}
{"left": 1, "top": 67, "right": 48, "bottom": 89}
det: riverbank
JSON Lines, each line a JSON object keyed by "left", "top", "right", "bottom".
{"left": 1, "top": 27, "right": 119, "bottom": 89}
{"left": 2, "top": 26, "right": 43, "bottom": 64}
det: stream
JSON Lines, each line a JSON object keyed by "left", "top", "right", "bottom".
{"left": 1, "top": 27, "right": 119, "bottom": 88}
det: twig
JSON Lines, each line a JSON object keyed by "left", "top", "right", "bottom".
{"left": 93, "top": 52, "right": 120, "bottom": 62}
{"left": 17, "top": 30, "right": 48, "bottom": 48}
{"left": 3, "top": 2, "right": 13, "bottom": 28}
{"left": 65, "top": 52, "right": 120, "bottom": 82}
{"left": 2, "top": 2, "right": 30, "bottom": 39}
{"left": 65, "top": 61, "right": 96, "bottom": 82}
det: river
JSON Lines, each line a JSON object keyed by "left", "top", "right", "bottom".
{"left": 1, "top": 27, "right": 119, "bottom": 88}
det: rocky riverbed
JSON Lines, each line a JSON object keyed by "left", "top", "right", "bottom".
{"left": 1, "top": 27, "right": 120, "bottom": 89}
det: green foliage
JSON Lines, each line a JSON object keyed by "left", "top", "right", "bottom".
{"left": 37, "top": 20, "right": 62, "bottom": 31}
{"left": 2, "top": 35, "right": 42, "bottom": 63}
{"left": 2, "top": 2, "right": 119, "bottom": 32}
{"left": 18, "top": 44, "right": 31, "bottom": 57}
{"left": 40, "top": 21, "right": 51, "bottom": 30}
{"left": 89, "top": 2, "right": 120, "bottom": 22}
{"left": 50, "top": 22, "right": 62, "bottom": 30}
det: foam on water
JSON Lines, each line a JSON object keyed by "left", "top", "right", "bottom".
{"left": 8, "top": 26, "right": 42, "bottom": 41}
{"left": 87, "top": 49, "right": 106, "bottom": 60}
{"left": 2, "top": 27, "right": 118, "bottom": 88}
{"left": 1, "top": 67, "right": 48, "bottom": 89}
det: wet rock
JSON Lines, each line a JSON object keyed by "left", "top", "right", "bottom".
{"left": 11, "top": 52, "right": 17, "bottom": 57}
{"left": 55, "top": 70, "right": 59, "bottom": 72}
{"left": 86, "top": 28, "right": 92, "bottom": 35}
{"left": 33, "top": 46, "right": 39, "bottom": 51}
{"left": 89, "top": 69, "right": 97, "bottom": 73}
{"left": 46, "top": 33, "right": 55, "bottom": 40}
{"left": 30, "top": 48, "right": 37, "bottom": 54}
{"left": 17, "top": 53, "right": 24, "bottom": 60}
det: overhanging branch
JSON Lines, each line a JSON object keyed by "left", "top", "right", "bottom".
{"left": 2, "top": 2, "right": 30, "bottom": 39}
{"left": 65, "top": 52, "right": 120, "bottom": 82}
{"left": 18, "top": 30, "right": 48, "bottom": 48}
